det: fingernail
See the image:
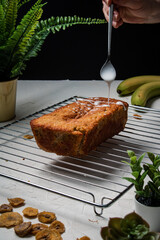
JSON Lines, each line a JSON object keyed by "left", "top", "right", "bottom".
{"left": 114, "top": 12, "right": 118, "bottom": 20}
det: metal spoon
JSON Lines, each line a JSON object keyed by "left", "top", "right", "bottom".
{"left": 100, "top": 4, "right": 116, "bottom": 82}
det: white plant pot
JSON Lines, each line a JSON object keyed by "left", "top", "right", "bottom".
{"left": 0, "top": 78, "right": 17, "bottom": 122}
{"left": 135, "top": 197, "right": 160, "bottom": 232}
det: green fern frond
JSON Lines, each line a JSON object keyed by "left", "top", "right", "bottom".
{"left": 36, "top": 15, "right": 106, "bottom": 34}
{"left": 0, "top": 0, "right": 8, "bottom": 12}
{"left": 0, "top": 4, "right": 5, "bottom": 38}
{"left": 18, "top": 0, "right": 46, "bottom": 10}
{"left": 10, "top": 11, "right": 43, "bottom": 77}
{"left": 0, "top": 46, "right": 10, "bottom": 73}
{"left": 14, "top": 8, "right": 43, "bottom": 56}
{"left": 10, "top": 59, "right": 26, "bottom": 77}
{"left": 10, "top": 29, "right": 49, "bottom": 78}
{"left": 7, "top": 0, "right": 45, "bottom": 49}
{"left": 10, "top": 15, "right": 106, "bottom": 78}
{"left": 18, "top": 0, "right": 33, "bottom": 10}
{"left": 5, "top": 0, "right": 17, "bottom": 36}
{"left": 23, "top": 29, "right": 49, "bottom": 59}
{"left": 48, "top": 16, "right": 106, "bottom": 33}
{"left": 5, "top": 1, "right": 45, "bottom": 74}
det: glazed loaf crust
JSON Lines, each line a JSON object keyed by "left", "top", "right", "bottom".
{"left": 30, "top": 97, "right": 128, "bottom": 156}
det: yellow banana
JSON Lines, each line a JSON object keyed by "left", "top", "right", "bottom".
{"left": 117, "top": 75, "right": 160, "bottom": 96}
{"left": 131, "top": 81, "right": 160, "bottom": 107}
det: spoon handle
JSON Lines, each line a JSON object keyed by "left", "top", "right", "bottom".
{"left": 108, "top": 4, "right": 114, "bottom": 58}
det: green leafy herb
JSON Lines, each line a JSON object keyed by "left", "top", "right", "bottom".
{"left": 123, "top": 151, "right": 160, "bottom": 206}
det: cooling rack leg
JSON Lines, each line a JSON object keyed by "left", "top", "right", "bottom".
{"left": 93, "top": 206, "right": 104, "bottom": 216}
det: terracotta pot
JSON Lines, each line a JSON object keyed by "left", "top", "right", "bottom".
{"left": 0, "top": 78, "right": 17, "bottom": 122}
{"left": 135, "top": 197, "right": 160, "bottom": 232}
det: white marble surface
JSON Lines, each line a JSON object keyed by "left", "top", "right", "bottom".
{"left": 0, "top": 79, "right": 159, "bottom": 240}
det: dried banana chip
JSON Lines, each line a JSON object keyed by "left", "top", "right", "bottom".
{"left": 8, "top": 198, "right": 25, "bottom": 207}
{"left": 38, "top": 211, "right": 56, "bottom": 224}
{"left": 0, "top": 204, "right": 13, "bottom": 213}
{"left": 14, "top": 221, "right": 32, "bottom": 237}
{"left": 31, "top": 223, "right": 48, "bottom": 235}
{"left": 23, "top": 135, "right": 33, "bottom": 139}
{"left": 0, "top": 212, "right": 23, "bottom": 228}
{"left": 49, "top": 220, "right": 65, "bottom": 234}
{"left": 77, "top": 237, "right": 90, "bottom": 240}
{"left": 22, "top": 207, "right": 38, "bottom": 218}
{"left": 35, "top": 229, "right": 62, "bottom": 240}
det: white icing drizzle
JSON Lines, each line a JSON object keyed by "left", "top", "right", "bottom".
{"left": 76, "top": 98, "right": 126, "bottom": 112}
{"left": 116, "top": 101, "right": 126, "bottom": 111}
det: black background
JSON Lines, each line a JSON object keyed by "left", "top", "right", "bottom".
{"left": 21, "top": 0, "right": 160, "bottom": 80}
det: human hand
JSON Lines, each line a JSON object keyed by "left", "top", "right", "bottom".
{"left": 102, "top": 0, "right": 160, "bottom": 28}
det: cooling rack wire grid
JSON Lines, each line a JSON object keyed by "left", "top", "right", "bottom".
{"left": 1, "top": 96, "right": 160, "bottom": 215}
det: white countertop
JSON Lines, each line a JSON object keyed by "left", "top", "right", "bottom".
{"left": 0, "top": 80, "right": 159, "bottom": 240}
{"left": 1, "top": 80, "right": 131, "bottom": 127}
{"left": 1, "top": 79, "right": 160, "bottom": 128}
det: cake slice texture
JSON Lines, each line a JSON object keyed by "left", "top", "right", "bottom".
{"left": 30, "top": 97, "right": 128, "bottom": 156}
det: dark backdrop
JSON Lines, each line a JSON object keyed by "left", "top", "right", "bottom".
{"left": 21, "top": 0, "right": 160, "bottom": 80}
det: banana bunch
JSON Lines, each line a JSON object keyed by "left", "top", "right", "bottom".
{"left": 117, "top": 75, "right": 160, "bottom": 107}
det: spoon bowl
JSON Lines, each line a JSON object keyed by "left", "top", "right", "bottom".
{"left": 100, "top": 59, "right": 116, "bottom": 82}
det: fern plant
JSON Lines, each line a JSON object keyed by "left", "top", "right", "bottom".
{"left": 0, "top": 0, "right": 106, "bottom": 81}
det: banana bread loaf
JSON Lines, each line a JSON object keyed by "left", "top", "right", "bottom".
{"left": 30, "top": 97, "right": 128, "bottom": 156}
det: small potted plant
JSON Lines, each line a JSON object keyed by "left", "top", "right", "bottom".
{"left": 101, "top": 211, "right": 160, "bottom": 240}
{"left": 122, "top": 150, "right": 160, "bottom": 232}
{"left": 0, "top": 0, "right": 106, "bottom": 122}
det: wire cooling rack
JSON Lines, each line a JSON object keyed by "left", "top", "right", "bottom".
{"left": 0, "top": 96, "right": 160, "bottom": 215}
